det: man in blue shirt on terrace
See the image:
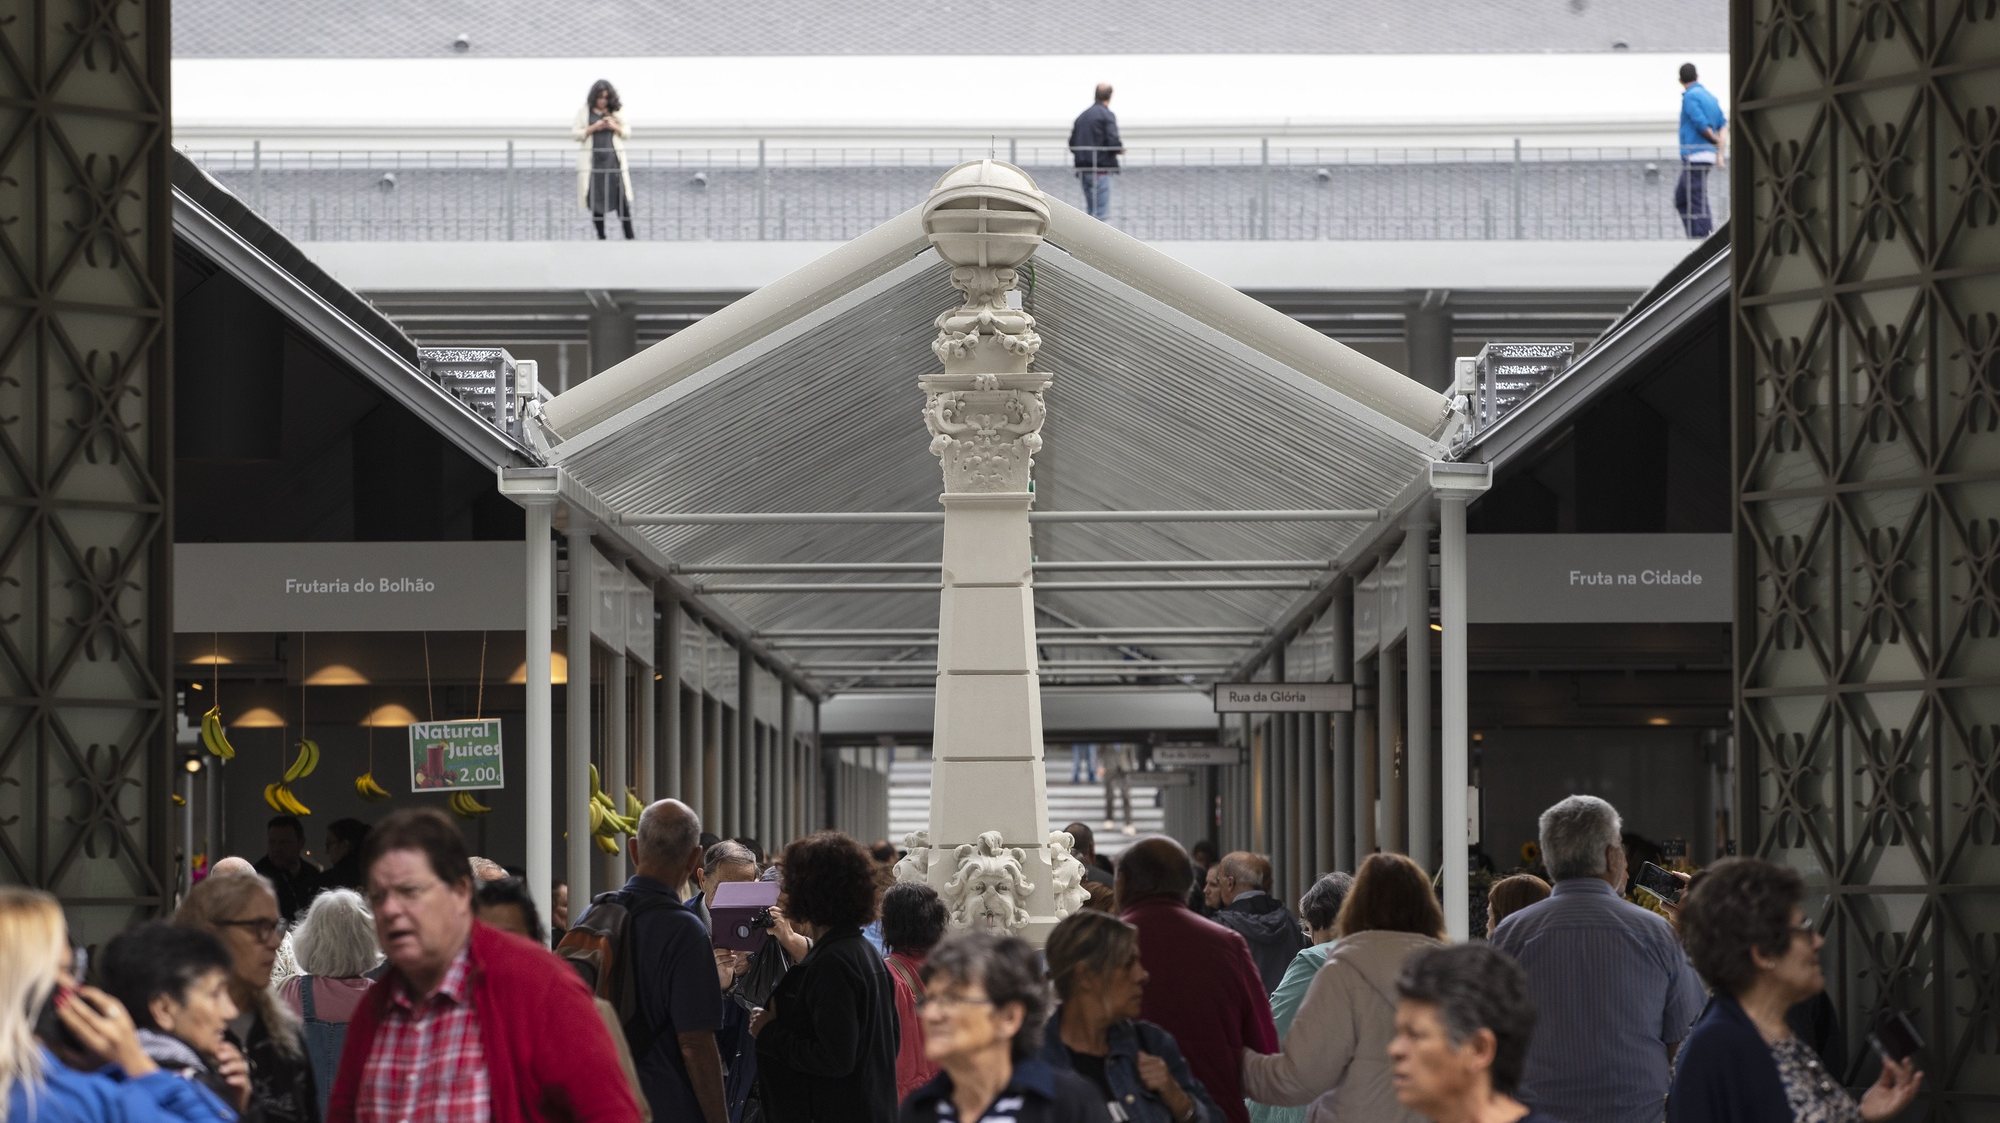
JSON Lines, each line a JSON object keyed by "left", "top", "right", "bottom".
{"left": 1068, "top": 83, "right": 1124, "bottom": 221}
{"left": 1675, "top": 62, "right": 1728, "bottom": 237}
{"left": 1489, "top": 794, "right": 1705, "bottom": 1123}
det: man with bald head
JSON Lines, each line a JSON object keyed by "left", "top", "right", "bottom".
{"left": 208, "top": 855, "right": 256, "bottom": 879}
{"left": 1118, "top": 837, "right": 1278, "bottom": 1123}
{"left": 599, "top": 799, "right": 728, "bottom": 1123}
{"left": 1211, "top": 850, "right": 1308, "bottom": 991}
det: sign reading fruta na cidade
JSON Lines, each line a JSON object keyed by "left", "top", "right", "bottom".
{"left": 409, "top": 719, "right": 504, "bottom": 792}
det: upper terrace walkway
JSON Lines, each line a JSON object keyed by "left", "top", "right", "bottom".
{"left": 182, "top": 143, "right": 1728, "bottom": 244}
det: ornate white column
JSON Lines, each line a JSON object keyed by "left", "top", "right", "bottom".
{"left": 893, "top": 162, "right": 1085, "bottom": 944}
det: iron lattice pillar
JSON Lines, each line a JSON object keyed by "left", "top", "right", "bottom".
{"left": 0, "top": 0, "right": 176, "bottom": 942}
{"left": 1732, "top": 0, "right": 2000, "bottom": 1103}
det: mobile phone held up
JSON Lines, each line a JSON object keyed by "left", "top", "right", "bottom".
{"left": 34, "top": 986, "right": 87, "bottom": 1054}
{"left": 1869, "top": 1009, "right": 1924, "bottom": 1064}
{"left": 1634, "top": 861, "right": 1684, "bottom": 906}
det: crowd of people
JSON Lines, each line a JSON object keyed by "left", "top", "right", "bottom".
{"left": 2, "top": 793, "right": 1924, "bottom": 1123}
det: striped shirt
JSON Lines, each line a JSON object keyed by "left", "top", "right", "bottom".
{"left": 1489, "top": 877, "right": 1705, "bottom": 1123}
{"left": 356, "top": 948, "right": 491, "bottom": 1123}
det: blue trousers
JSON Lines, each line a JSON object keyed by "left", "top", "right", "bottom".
{"left": 1674, "top": 162, "right": 1715, "bottom": 238}
{"left": 1078, "top": 170, "right": 1114, "bottom": 221}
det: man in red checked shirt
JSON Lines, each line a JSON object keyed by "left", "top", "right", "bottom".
{"left": 327, "top": 809, "right": 641, "bottom": 1123}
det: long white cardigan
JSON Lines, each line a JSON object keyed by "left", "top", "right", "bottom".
{"left": 571, "top": 107, "right": 634, "bottom": 211}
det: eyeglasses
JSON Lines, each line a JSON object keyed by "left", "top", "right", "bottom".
{"left": 216, "top": 917, "right": 286, "bottom": 944}
{"left": 1790, "top": 917, "right": 1817, "bottom": 937}
{"left": 917, "top": 993, "right": 995, "bottom": 1012}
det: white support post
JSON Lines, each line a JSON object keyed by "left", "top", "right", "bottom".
{"left": 605, "top": 638, "right": 628, "bottom": 887}
{"left": 523, "top": 494, "right": 557, "bottom": 926}
{"left": 566, "top": 526, "right": 595, "bottom": 906}
{"left": 1432, "top": 461, "right": 1490, "bottom": 943}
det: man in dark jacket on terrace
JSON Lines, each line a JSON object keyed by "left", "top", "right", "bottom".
{"left": 1210, "top": 852, "right": 1308, "bottom": 993}
{"left": 1067, "top": 83, "right": 1123, "bottom": 221}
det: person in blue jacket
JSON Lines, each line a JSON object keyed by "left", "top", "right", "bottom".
{"left": 1039, "top": 911, "right": 1218, "bottom": 1123}
{"left": 1, "top": 887, "right": 236, "bottom": 1123}
{"left": 1668, "top": 859, "right": 1922, "bottom": 1122}
{"left": 1674, "top": 62, "right": 1728, "bottom": 237}
{"left": 1067, "top": 84, "right": 1124, "bottom": 222}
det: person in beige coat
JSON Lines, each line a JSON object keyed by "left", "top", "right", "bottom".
{"left": 574, "top": 78, "right": 634, "bottom": 239}
{"left": 1241, "top": 853, "right": 1445, "bottom": 1123}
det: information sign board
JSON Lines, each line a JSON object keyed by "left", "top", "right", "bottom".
{"left": 1212, "top": 682, "right": 1356, "bottom": 714}
{"left": 1153, "top": 745, "right": 1244, "bottom": 767}
{"left": 409, "top": 719, "right": 505, "bottom": 792}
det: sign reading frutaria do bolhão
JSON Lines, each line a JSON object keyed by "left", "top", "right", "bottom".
{"left": 409, "top": 719, "right": 504, "bottom": 792}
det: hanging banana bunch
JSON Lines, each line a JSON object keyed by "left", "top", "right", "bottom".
{"left": 354, "top": 771, "right": 391, "bottom": 802}
{"left": 263, "top": 780, "right": 311, "bottom": 816}
{"left": 448, "top": 791, "right": 494, "bottom": 818}
{"left": 199, "top": 705, "right": 237, "bottom": 761}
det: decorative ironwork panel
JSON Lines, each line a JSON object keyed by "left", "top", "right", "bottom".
{"left": 0, "top": 0, "right": 174, "bottom": 944}
{"left": 1734, "top": 0, "right": 2000, "bottom": 1109}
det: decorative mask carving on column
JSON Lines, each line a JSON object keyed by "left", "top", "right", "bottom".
{"left": 1046, "top": 830, "right": 1089, "bottom": 918}
{"left": 941, "top": 830, "right": 1035, "bottom": 933}
{"left": 893, "top": 830, "right": 932, "bottom": 884}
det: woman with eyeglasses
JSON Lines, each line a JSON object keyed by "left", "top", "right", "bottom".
{"left": 0, "top": 887, "right": 225, "bottom": 1123}
{"left": 177, "top": 872, "right": 320, "bottom": 1123}
{"left": 1667, "top": 858, "right": 1922, "bottom": 1123}
{"left": 572, "top": 79, "right": 634, "bottom": 239}
{"left": 900, "top": 932, "right": 1110, "bottom": 1123}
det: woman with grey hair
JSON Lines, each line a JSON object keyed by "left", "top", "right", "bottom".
{"left": 275, "top": 889, "right": 379, "bottom": 1118}
{"left": 899, "top": 932, "right": 1109, "bottom": 1123}
{"left": 1250, "top": 872, "right": 1355, "bottom": 1123}
{"left": 175, "top": 872, "right": 319, "bottom": 1123}
{"left": 1388, "top": 944, "right": 1564, "bottom": 1123}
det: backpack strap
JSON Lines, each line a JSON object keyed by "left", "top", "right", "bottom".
{"left": 884, "top": 954, "right": 922, "bottom": 997}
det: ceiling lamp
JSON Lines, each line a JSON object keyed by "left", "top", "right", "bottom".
{"left": 233, "top": 706, "right": 287, "bottom": 729}
{"left": 508, "top": 651, "right": 569, "bottom": 685}
{"left": 361, "top": 703, "right": 421, "bottom": 728}
{"left": 305, "top": 664, "right": 370, "bottom": 686}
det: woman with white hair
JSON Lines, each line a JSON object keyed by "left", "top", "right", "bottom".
{"left": 276, "top": 889, "right": 380, "bottom": 1118}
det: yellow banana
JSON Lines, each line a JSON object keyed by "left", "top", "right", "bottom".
{"left": 200, "top": 706, "right": 236, "bottom": 761}
{"left": 273, "top": 783, "right": 311, "bottom": 816}
{"left": 589, "top": 763, "right": 601, "bottom": 792}
{"left": 595, "top": 834, "right": 621, "bottom": 855}
{"left": 457, "top": 792, "right": 493, "bottom": 815}
{"left": 589, "top": 799, "right": 608, "bottom": 836}
{"left": 625, "top": 788, "right": 645, "bottom": 821}
{"left": 284, "top": 739, "right": 321, "bottom": 783}
{"left": 263, "top": 783, "right": 286, "bottom": 813}
{"left": 354, "top": 772, "right": 390, "bottom": 802}
{"left": 171, "top": 793, "right": 187, "bottom": 807}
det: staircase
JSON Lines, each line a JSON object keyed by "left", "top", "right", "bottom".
{"left": 888, "top": 748, "right": 1170, "bottom": 858}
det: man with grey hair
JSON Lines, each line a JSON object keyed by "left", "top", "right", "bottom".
{"left": 603, "top": 798, "right": 729, "bottom": 1123}
{"left": 1489, "top": 794, "right": 1703, "bottom": 1123}
{"left": 686, "top": 839, "right": 758, "bottom": 932}
{"left": 1211, "top": 850, "right": 1307, "bottom": 991}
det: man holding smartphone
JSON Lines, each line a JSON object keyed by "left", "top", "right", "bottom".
{"left": 1489, "top": 796, "right": 1705, "bottom": 1123}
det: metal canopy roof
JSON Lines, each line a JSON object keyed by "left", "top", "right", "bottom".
{"left": 530, "top": 194, "right": 1455, "bottom": 693}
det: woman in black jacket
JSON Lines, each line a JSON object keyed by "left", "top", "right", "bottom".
{"left": 749, "top": 832, "right": 898, "bottom": 1122}
{"left": 1667, "top": 858, "right": 1921, "bottom": 1122}
{"left": 901, "top": 932, "right": 1110, "bottom": 1123}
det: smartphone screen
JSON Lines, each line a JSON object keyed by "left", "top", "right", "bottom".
{"left": 1634, "top": 861, "right": 1684, "bottom": 905}
{"left": 1869, "top": 1010, "right": 1923, "bottom": 1062}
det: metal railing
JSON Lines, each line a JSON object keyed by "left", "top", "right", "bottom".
{"left": 181, "top": 141, "right": 1730, "bottom": 242}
